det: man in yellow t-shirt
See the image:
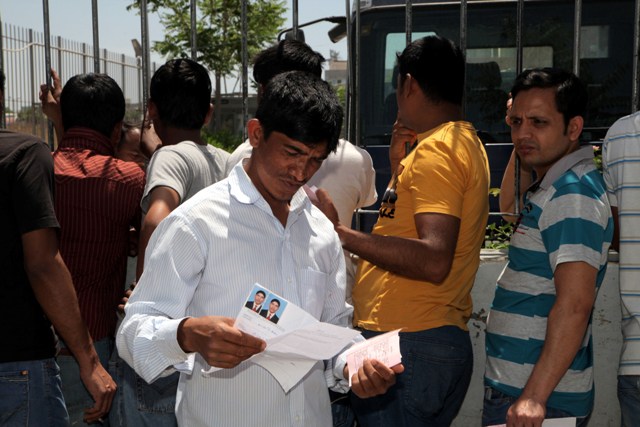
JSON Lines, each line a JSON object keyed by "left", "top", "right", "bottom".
{"left": 316, "top": 36, "right": 489, "bottom": 427}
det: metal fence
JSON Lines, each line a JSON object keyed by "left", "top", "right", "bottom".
{"left": 0, "top": 21, "right": 158, "bottom": 147}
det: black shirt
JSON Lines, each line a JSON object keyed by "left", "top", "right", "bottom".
{"left": 0, "top": 130, "right": 59, "bottom": 362}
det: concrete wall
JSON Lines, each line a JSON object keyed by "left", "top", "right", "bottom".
{"left": 452, "top": 251, "right": 622, "bottom": 426}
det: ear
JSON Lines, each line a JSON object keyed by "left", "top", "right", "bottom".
{"left": 203, "top": 103, "right": 214, "bottom": 126}
{"left": 567, "top": 115, "right": 584, "bottom": 142}
{"left": 247, "top": 118, "right": 263, "bottom": 149}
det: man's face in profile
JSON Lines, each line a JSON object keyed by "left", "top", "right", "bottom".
{"left": 269, "top": 300, "right": 280, "bottom": 314}
{"left": 254, "top": 292, "right": 265, "bottom": 305}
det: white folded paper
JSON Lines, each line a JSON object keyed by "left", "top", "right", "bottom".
{"left": 201, "top": 283, "right": 361, "bottom": 392}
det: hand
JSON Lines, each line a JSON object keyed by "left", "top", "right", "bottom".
{"left": 117, "top": 282, "right": 135, "bottom": 314}
{"left": 314, "top": 188, "right": 340, "bottom": 227}
{"left": 140, "top": 121, "right": 162, "bottom": 158}
{"left": 39, "top": 68, "right": 62, "bottom": 124}
{"left": 390, "top": 119, "right": 417, "bottom": 172}
{"left": 506, "top": 396, "right": 546, "bottom": 427}
{"left": 346, "top": 359, "right": 405, "bottom": 399}
{"left": 78, "top": 359, "right": 116, "bottom": 424}
{"left": 177, "top": 316, "right": 266, "bottom": 369}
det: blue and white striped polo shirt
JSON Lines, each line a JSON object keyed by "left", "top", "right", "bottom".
{"left": 485, "top": 145, "right": 613, "bottom": 417}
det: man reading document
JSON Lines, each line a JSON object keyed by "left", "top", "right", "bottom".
{"left": 116, "top": 71, "right": 402, "bottom": 426}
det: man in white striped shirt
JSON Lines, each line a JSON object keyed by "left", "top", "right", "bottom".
{"left": 117, "top": 71, "right": 401, "bottom": 426}
{"left": 603, "top": 111, "right": 640, "bottom": 427}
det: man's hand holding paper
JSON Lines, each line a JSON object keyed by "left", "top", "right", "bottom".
{"left": 177, "top": 315, "right": 266, "bottom": 369}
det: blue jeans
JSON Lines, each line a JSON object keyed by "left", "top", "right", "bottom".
{"left": 57, "top": 337, "right": 112, "bottom": 426}
{"left": 0, "top": 358, "right": 69, "bottom": 426}
{"left": 618, "top": 375, "right": 640, "bottom": 427}
{"left": 330, "top": 389, "right": 356, "bottom": 427}
{"left": 108, "top": 348, "right": 178, "bottom": 427}
{"left": 351, "top": 326, "right": 473, "bottom": 427}
{"left": 482, "top": 386, "right": 590, "bottom": 426}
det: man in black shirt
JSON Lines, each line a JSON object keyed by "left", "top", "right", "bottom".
{"left": 0, "top": 68, "right": 116, "bottom": 425}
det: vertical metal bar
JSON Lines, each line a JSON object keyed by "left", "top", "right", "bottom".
{"left": 92, "top": 0, "right": 100, "bottom": 73}
{"left": 515, "top": 0, "right": 524, "bottom": 75}
{"left": 57, "top": 35, "right": 62, "bottom": 76}
{"left": 460, "top": 0, "right": 467, "bottom": 116}
{"left": 572, "top": 0, "right": 582, "bottom": 76}
{"left": 241, "top": 0, "right": 248, "bottom": 141}
{"left": 292, "top": 0, "right": 299, "bottom": 40}
{"left": 354, "top": 0, "right": 361, "bottom": 150}
{"left": 121, "top": 53, "right": 126, "bottom": 102}
{"left": 190, "top": 0, "right": 197, "bottom": 60}
{"left": 42, "top": 0, "right": 54, "bottom": 148}
{"left": 0, "top": 16, "right": 5, "bottom": 129}
{"left": 632, "top": 0, "right": 640, "bottom": 112}
{"left": 82, "top": 42, "right": 87, "bottom": 74}
{"left": 514, "top": 0, "right": 525, "bottom": 215}
{"left": 344, "top": 0, "right": 353, "bottom": 144}
{"left": 140, "top": 0, "right": 150, "bottom": 116}
{"left": 405, "top": 0, "right": 412, "bottom": 46}
{"left": 29, "top": 29, "right": 37, "bottom": 139}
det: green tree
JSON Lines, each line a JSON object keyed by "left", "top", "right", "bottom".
{"left": 128, "top": 0, "right": 286, "bottom": 130}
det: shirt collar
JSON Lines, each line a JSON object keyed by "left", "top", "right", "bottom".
{"left": 228, "top": 160, "right": 311, "bottom": 215}
{"left": 538, "top": 145, "right": 595, "bottom": 190}
{"left": 58, "top": 127, "right": 115, "bottom": 156}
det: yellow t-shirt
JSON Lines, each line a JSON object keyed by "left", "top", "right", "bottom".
{"left": 353, "top": 121, "right": 489, "bottom": 332}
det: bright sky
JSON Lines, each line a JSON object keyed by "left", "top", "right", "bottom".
{"left": 0, "top": 0, "right": 349, "bottom": 67}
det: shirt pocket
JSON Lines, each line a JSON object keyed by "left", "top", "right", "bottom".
{"left": 298, "top": 268, "right": 328, "bottom": 319}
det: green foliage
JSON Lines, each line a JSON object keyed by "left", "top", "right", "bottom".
{"left": 201, "top": 128, "right": 242, "bottom": 153}
{"left": 128, "top": 0, "right": 287, "bottom": 80}
{"left": 484, "top": 220, "right": 514, "bottom": 249}
{"left": 485, "top": 187, "right": 513, "bottom": 249}
{"left": 593, "top": 145, "right": 602, "bottom": 172}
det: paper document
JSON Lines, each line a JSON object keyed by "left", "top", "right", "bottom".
{"left": 489, "top": 417, "right": 576, "bottom": 427}
{"left": 344, "top": 329, "right": 402, "bottom": 386}
{"left": 201, "top": 283, "right": 361, "bottom": 392}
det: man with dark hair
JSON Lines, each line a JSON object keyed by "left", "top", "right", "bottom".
{"left": 136, "top": 58, "right": 229, "bottom": 278}
{"left": 260, "top": 299, "right": 281, "bottom": 324}
{"left": 0, "top": 128, "right": 117, "bottom": 425}
{"left": 252, "top": 39, "right": 324, "bottom": 88}
{"left": 485, "top": 68, "right": 613, "bottom": 426}
{"left": 117, "top": 71, "right": 400, "bottom": 426}
{"left": 245, "top": 290, "right": 266, "bottom": 312}
{"left": 225, "top": 39, "right": 377, "bottom": 299}
{"left": 52, "top": 73, "right": 145, "bottom": 425}
{"left": 315, "top": 35, "right": 490, "bottom": 426}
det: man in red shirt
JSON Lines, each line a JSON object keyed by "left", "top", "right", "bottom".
{"left": 52, "top": 73, "right": 145, "bottom": 425}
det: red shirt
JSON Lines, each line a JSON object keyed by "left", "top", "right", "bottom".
{"left": 54, "top": 127, "right": 145, "bottom": 341}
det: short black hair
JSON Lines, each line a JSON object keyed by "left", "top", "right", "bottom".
{"left": 150, "top": 58, "right": 211, "bottom": 130}
{"left": 397, "top": 36, "right": 465, "bottom": 105}
{"left": 253, "top": 40, "right": 324, "bottom": 86}
{"left": 60, "top": 73, "right": 125, "bottom": 138}
{"left": 270, "top": 299, "right": 280, "bottom": 307}
{"left": 511, "top": 68, "right": 588, "bottom": 128}
{"left": 255, "top": 290, "right": 266, "bottom": 298}
{"left": 254, "top": 71, "right": 342, "bottom": 153}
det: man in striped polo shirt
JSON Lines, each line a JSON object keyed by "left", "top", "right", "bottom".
{"left": 483, "top": 68, "right": 613, "bottom": 427}
{"left": 602, "top": 111, "right": 640, "bottom": 427}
